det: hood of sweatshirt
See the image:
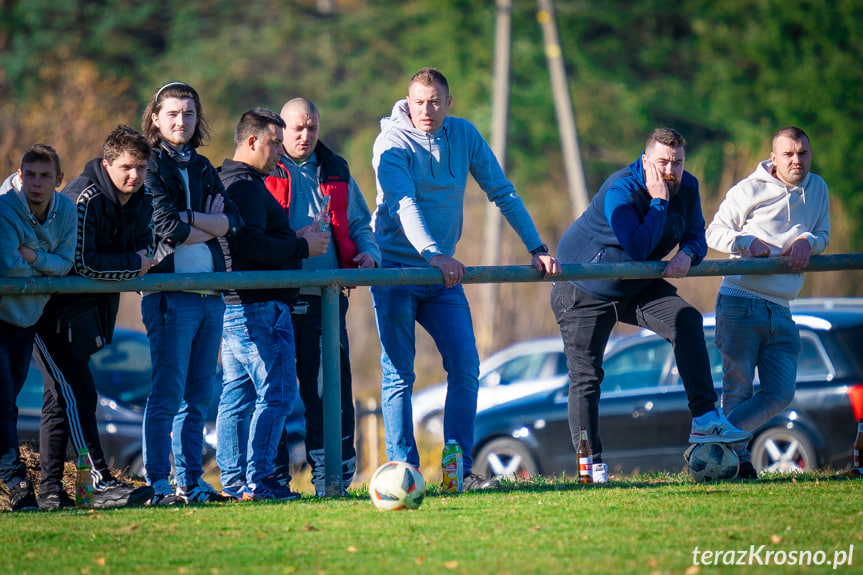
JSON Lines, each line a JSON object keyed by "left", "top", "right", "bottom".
{"left": 378, "top": 99, "right": 455, "bottom": 179}
{"left": 0, "top": 171, "right": 61, "bottom": 227}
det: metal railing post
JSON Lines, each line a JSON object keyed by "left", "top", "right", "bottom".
{"left": 321, "top": 282, "right": 343, "bottom": 497}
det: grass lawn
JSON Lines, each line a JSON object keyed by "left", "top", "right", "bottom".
{"left": 3, "top": 472, "right": 861, "bottom": 575}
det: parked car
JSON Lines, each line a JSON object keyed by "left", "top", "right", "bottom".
{"left": 16, "top": 327, "right": 218, "bottom": 475}
{"left": 472, "top": 298, "right": 863, "bottom": 479}
{"left": 411, "top": 337, "right": 570, "bottom": 438}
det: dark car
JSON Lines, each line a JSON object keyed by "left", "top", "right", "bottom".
{"left": 472, "top": 298, "right": 863, "bottom": 479}
{"left": 16, "top": 327, "right": 218, "bottom": 475}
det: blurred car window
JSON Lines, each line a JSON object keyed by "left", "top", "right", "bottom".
{"left": 482, "top": 352, "right": 552, "bottom": 387}
{"left": 91, "top": 334, "right": 152, "bottom": 408}
{"left": 797, "top": 333, "right": 831, "bottom": 379}
{"left": 603, "top": 339, "right": 672, "bottom": 392}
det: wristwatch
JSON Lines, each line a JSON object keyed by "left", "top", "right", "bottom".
{"left": 530, "top": 244, "right": 549, "bottom": 256}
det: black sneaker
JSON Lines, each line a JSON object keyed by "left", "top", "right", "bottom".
{"left": 94, "top": 484, "right": 155, "bottom": 509}
{"left": 37, "top": 491, "right": 76, "bottom": 511}
{"left": 9, "top": 478, "right": 39, "bottom": 511}
{"left": 147, "top": 479, "right": 181, "bottom": 506}
{"left": 176, "top": 478, "right": 230, "bottom": 504}
{"left": 737, "top": 461, "right": 759, "bottom": 480}
{"left": 462, "top": 473, "right": 500, "bottom": 491}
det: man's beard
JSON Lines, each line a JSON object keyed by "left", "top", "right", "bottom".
{"left": 663, "top": 174, "right": 680, "bottom": 197}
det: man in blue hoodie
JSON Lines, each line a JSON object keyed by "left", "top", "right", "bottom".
{"left": 552, "top": 128, "right": 752, "bottom": 465}
{"left": 371, "top": 67, "right": 560, "bottom": 490}
{"left": 0, "top": 144, "right": 75, "bottom": 511}
{"left": 707, "top": 127, "right": 829, "bottom": 478}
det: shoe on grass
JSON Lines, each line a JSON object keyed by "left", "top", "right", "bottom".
{"left": 243, "top": 475, "right": 301, "bottom": 501}
{"left": 37, "top": 490, "right": 76, "bottom": 511}
{"left": 689, "top": 416, "right": 752, "bottom": 444}
{"left": 9, "top": 478, "right": 39, "bottom": 511}
{"left": 94, "top": 484, "right": 154, "bottom": 509}
{"left": 462, "top": 473, "right": 500, "bottom": 491}
{"left": 220, "top": 484, "right": 245, "bottom": 501}
{"left": 147, "top": 478, "right": 181, "bottom": 506}
{"left": 176, "top": 478, "right": 230, "bottom": 504}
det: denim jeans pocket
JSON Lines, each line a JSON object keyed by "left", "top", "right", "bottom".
{"left": 717, "top": 296, "right": 752, "bottom": 321}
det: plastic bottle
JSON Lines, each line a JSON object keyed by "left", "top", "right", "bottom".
{"left": 441, "top": 440, "right": 463, "bottom": 493}
{"left": 577, "top": 426, "right": 593, "bottom": 484}
{"left": 854, "top": 418, "right": 863, "bottom": 471}
{"left": 76, "top": 449, "right": 94, "bottom": 508}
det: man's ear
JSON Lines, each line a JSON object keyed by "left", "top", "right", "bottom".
{"left": 55, "top": 172, "right": 64, "bottom": 189}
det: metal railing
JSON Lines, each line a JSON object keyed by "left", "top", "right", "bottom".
{"left": 4, "top": 253, "right": 863, "bottom": 495}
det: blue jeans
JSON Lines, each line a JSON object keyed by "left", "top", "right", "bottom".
{"left": 217, "top": 301, "right": 297, "bottom": 488}
{"left": 371, "top": 276, "right": 480, "bottom": 473}
{"left": 142, "top": 292, "right": 225, "bottom": 486}
{"left": 715, "top": 294, "right": 800, "bottom": 458}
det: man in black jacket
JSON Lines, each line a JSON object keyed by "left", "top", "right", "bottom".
{"left": 33, "top": 126, "right": 156, "bottom": 510}
{"left": 216, "top": 108, "right": 329, "bottom": 500}
{"left": 140, "top": 82, "right": 243, "bottom": 504}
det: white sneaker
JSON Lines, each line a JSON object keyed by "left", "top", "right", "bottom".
{"left": 689, "top": 416, "right": 752, "bottom": 444}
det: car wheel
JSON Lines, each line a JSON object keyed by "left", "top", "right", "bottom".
{"left": 750, "top": 427, "right": 816, "bottom": 473}
{"left": 420, "top": 410, "right": 444, "bottom": 438}
{"left": 474, "top": 438, "right": 538, "bottom": 480}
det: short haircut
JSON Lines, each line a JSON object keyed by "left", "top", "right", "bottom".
{"left": 141, "top": 81, "right": 210, "bottom": 149}
{"left": 103, "top": 125, "right": 151, "bottom": 164}
{"left": 409, "top": 67, "right": 449, "bottom": 95}
{"left": 280, "top": 98, "right": 319, "bottom": 120}
{"left": 21, "top": 143, "right": 61, "bottom": 174}
{"left": 234, "top": 107, "right": 286, "bottom": 148}
{"left": 645, "top": 128, "right": 686, "bottom": 153}
{"left": 773, "top": 126, "right": 810, "bottom": 147}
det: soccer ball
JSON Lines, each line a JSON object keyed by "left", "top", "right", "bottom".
{"left": 688, "top": 442, "right": 740, "bottom": 483}
{"left": 369, "top": 461, "right": 426, "bottom": 510}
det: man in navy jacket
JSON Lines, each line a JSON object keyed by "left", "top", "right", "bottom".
{"left": 552, "top": 128, "right": 751, "bottom": 463}
{"left": 216, "top": 108, "right": 328, "bottom": 501}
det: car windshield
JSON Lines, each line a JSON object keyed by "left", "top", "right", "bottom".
{"left": 90, "top": 334, "right": 152, "bottom": 409}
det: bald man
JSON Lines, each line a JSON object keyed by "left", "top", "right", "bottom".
{"left": 265, "top": 98, "right": 380, "bottom": 497}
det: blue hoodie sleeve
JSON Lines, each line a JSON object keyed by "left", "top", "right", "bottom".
{"left": 603, "top": 176, "right": 669, "bottom": 262}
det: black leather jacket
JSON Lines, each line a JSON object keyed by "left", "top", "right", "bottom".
{"left": 146, "top": 145, "right": 243, "bottom": 274}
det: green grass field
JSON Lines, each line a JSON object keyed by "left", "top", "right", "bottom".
{"left": 3, "top": 473, "right": 861, "bottom": 575}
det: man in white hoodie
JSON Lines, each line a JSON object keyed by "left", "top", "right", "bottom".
{"left": 706, "top": 126, "right": 830, "bottom": 478}
{"left": 0, "top": 144, "right": 75, "bottom": 510}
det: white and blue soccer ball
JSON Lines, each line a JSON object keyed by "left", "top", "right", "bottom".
{"left": 688, "top": 442, "right": 740, "bottom": 483}
{"left": 369, "top": 461, "right": 426, "bottom": 510}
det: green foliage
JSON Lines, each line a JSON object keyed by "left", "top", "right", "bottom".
{"left": 1, "top": 0, "right": 862, "bottom": 245}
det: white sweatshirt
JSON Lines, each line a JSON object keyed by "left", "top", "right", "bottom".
{"left": 706, "top": 159, "right": 830, "bottom": 306}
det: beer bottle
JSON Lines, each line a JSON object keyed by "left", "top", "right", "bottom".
{"left": 577, "top": 426, "right": 593, "bottom": 484}
{"left": 854, "top": 418, "right": 863, "bottom": 472}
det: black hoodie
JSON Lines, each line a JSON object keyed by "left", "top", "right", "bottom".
{"left": 219, "top": 158, "right": 309, "bottom": 306}
{"left": 39, "top": 157, "right": 155, "bottom": 344}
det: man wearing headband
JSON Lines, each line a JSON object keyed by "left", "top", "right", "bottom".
{"left": 553, "top": 127, "right": 752, "bottom": 468}
{"left": 140, "top": 82, "right": 242, "bottom": 505}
